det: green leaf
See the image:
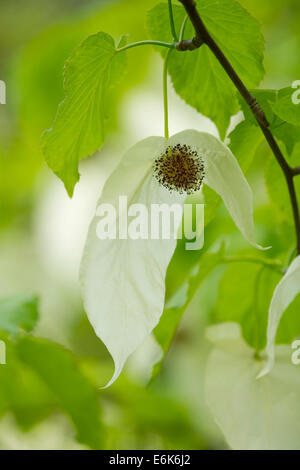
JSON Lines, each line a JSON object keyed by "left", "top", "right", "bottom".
{"left": 239, "top": 89, "right": 300, "bottom": 155}
{"left": 108, "top": 370, "right": 207, "bottom": 449}
{"left": 271, "top": 86, "right": 300, "bottom": 127}
{"left": 0, "top": 335, "right": 54, "bottom": 430}
{"left": 265, "top": 142, "right": 300, "bottom": 225}
{"left": 228, "top": 120, "right": 263, "bottom": 173}
{"left": 41, "top": 32, "right": 127, "bottom": 196}
{"left": 202, "top": 184, "right": 222, "bottom": 226}
{"left": 17, "top": 337, "right": 104, "bottom": 449}
{"left": 277, "top": 293, "right": 300, "bottom": 345}
{"left": 147, "top": 1, "right": 265, "bottom": 138}
{"left": 239, "top": 89, "right": 278, "bottom": 126}
{"left": 152, "top": 250, "right": 222, "bottom": 379}
{"left": 214, "top": 262, "right": 281, "bottom": 351}
{"left": 165, "top": 186, "right": 221, "bottom": 303}
{"left": 0, "top": 295, "right": 39, "bottom": 335}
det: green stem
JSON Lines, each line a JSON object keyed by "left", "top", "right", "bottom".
{"left": 168, "top": 0, "right": 178, "bottom": 42}
{"left": 179, "top": 15, "right": 188, "bottom": 41}
{"left": 116, "top": 40, "right": 175, "bottom": 53}
{"left": 221, "top": 255, "right": 283, "bottom": 274}
{"left": 163, "top": 50, "right": 172, "bottom": 139}
{"left": 284, "top": 246, "right": 298, "bottom": 271}
{"left": 252, "top": 266, "right": 265, "bottom": 355}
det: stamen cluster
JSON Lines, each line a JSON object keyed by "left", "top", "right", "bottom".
{"left": 153, "top": 144, "right": 205, "bottom": 194}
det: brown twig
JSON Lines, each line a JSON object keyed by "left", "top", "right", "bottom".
{"left": 292, "top": 166, "right": 300, "bottom": 176}
{"left": 178, "top": 0, "right": 300, "bottom": 254}
{"left": 175, "top": 37, "right": 203, "bottom": 50}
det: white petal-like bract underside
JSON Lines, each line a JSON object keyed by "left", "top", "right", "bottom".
{"left": 80, "top": 136, "right": 185, "bottom": 386}
{"left": 80, "top": 130, "right": 263, "bottom": 386}
{"left": 205, "top": 323, "right": 300, "bottom": 450}
{"left": 169, "top": 130, "right": 265, "bottom": 249}
{"left": 258, "top": 255, "right": 300, "bottom": 378}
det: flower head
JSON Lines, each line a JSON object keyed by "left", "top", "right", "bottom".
{"left": 80, "top": 129, "right": 265, "bottom": 386}
{"left": 153, "top": 144, "right": 205, "bottom": 194}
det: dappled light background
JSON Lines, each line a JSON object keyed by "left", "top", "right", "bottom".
{"left": 0, "top": 0, "right": 300, "bottom": 449}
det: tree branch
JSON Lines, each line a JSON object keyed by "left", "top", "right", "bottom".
{"left": 175, "top": 37, "right": 204, "bottom": 51}
{"left": 178, "top": 0, "right": 300, "bottom": 255}
{"left": 292, "top": 166, "right": 300, "bottom": 177}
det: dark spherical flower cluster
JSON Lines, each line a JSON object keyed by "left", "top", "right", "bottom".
{"left": 153, "top": 144, "right": 205, "bottom": 194}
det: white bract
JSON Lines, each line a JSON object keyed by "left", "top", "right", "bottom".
{"left": 80, "top": 129, "right": 264, "bottom": 386}
{"left": 205, "top": 322, "right": 300, "bottom": 450}
{"left": 258, "top": 255, "right": 300, "bottom": 378}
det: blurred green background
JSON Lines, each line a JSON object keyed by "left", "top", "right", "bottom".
{"left": 0, "top": 0, "right": 299, "bottom": 450}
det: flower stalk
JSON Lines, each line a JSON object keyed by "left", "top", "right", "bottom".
{"left": 168, "top": 0, "right": 179, "bottom": 42}
{"left": 116, "top": 40, "right": 175, "bottom": 52}
{"left": 163, "top": 50, "right": 172, "bottom": 139}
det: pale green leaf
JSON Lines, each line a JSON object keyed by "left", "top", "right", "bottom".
{"left": 41, "top": 32, "right": 127, "bottom": 196}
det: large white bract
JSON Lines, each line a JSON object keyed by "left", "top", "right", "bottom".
{"left": 205, "top": 323, "right": 300, "bottom": 450}
{"left": 258, "top": 255, "right": 300, "bottom": 378}
{"left": 80, "top": 129, "right": 264, "bottom": 386}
